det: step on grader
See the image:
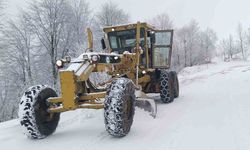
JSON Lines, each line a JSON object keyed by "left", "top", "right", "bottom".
{"left": 19, "top": 22, "right": 179, "bottom": 139}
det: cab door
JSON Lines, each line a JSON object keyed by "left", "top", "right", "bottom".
{"left": 152, "top": 30, "right": 173, "bottom": 69}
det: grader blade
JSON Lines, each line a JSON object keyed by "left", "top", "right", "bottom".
{"left": 135, "top": 90, "right": 157, "bottom": 118}
{"left": 135, "top": 98, "right": 157, "bottom": 118}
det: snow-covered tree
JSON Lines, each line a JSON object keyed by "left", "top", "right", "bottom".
{"left": 0, "top": 0, "right": 4, "bottom": 30}
{"left": 96, "top": 1, "right": 129, "bottom": 27}
{"left": 91, "top": 1, "right": 130, "bottom": 51}
{"left": 220, "top": 35, "right": 235, "bottom": 61}
{"left": 149, "top": 13, "right": 173, "bottom": 30}
{"left": 23, "top": 0, "right": 76, "bottom": 87}
{"left": 0, "top": 13, "right": 37, "bottom": 121}
{"left": 0, "top": 0, "right": 93, "bottom": 122}
{"left": 236, "top": 23, "right": 247, "bottom": 60}
{"left": 198, "top": 28, "right": 218, "bottom": 63}
{"left": 68, "top": 0, "right": 92, "bottom": 55}
{"left": 175, "top": 20, "right": 200, "bottom": 67}
{"left": 173, "top": 20, "right": 218, "bottom": 69}
{"left": 3, "top": 18, "right": 35, "bottom": 85}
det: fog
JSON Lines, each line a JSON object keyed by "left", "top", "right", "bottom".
{"left": 5, "top": 0, "right": 250, "bottom": 39}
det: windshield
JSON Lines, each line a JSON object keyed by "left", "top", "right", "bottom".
{"left": 108, "top": 29, "right": 145, "bottom": 53}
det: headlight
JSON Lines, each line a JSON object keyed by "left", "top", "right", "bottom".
{"left": 142, "top": 70, "right": 146, "bottom": 74}
{"left": 106, "top": 56, "right": 110, "bottom": 63}
{"left": 91, "top": 55, "right": 99, "bottom": 62}
{"left": 56, "top": 60, "right": 63, "bottom": 68}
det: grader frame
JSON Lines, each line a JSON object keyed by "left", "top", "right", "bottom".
{"left": 47, "top": 22, "right": 174, "bottom": 113}
{"left": 19, "top": 21, "right": 177, "bottom": 139}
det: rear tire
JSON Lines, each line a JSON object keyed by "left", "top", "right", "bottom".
{"left": 19, "top": 85, "right": 60, "bottom": 139}
{"left": 160, "top": 70, "right": 174, "bottom": 103}
{"left": 104, "top": 78, "right": 135, "bottom": 137}
{"left": 170, "top": 71, "right": 179, "bottom": 98}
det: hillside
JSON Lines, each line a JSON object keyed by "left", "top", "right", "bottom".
{"left": 0, "top": 60, "right": 250, "bottom": 150}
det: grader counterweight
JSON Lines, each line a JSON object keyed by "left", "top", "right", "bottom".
{"left": 18, "top": 22, "right": 179, "bottom": 139}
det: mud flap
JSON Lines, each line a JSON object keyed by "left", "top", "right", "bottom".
{"left": 135, "top": 90, "right": 157, "bottom": 118}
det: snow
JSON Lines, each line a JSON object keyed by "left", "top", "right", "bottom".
{"left": 1, "top": 60, "right": 250, "bottom": 150}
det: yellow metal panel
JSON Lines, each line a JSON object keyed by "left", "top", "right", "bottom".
{"left": 138, "top": 75, "right": 151, "bottom": 84}
{"left": 80, "top": 92, "right": 106, "bottom": 100}
{"left": 78, "top": 104, "right": 104, "bottom": 109}
{"left": 136, "top": 22, "right": 141, "bottom": 50}
{"left": 87, "top": 28, "right": 93, "bottom": 50}
{"left": 48, "top": 97, "right": 62, "bottom": 103}
{"left": 60, "top": 71, "right": 77, "bottom": 110}
{"left": 48, "top": 107, "right": 67, "bottom": 113}
{"left": 135, "top": 22, "right": 141, "bottom": 86}
{"left": 77, "top": 63, "right": 95, "bottom": 81}
{"left": 48, "top": 103, "right": 104, "bottom": 113}
{"left": 95, "top": 64, "right": 112, "bottom": 72}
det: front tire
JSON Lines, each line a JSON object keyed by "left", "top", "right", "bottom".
{"left": 19, "top": 85, "right": 60, "bottom": 139}
{"left": 104, "top": 78, "right": 135, "bottom": 137}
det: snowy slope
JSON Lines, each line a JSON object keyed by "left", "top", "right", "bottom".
{"left": 1, "top": 60, "right": 250, "bottom": 150}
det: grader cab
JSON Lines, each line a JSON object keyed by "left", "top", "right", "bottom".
{"left": 18, "top": 22, "right": 179, "bottom": 139}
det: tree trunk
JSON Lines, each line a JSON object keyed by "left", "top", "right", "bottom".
{"left": 240, "top": 42, "right": 245, "bottom": 59}
{"left": 27, "top": 48, "right": 32, "bottom": 84}
{"left": 50, "top": 34, "right": 57, "bottom": 88}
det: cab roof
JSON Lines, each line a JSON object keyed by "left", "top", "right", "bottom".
{"left": 103, "top": 22, "right": 156, "bottom": 33}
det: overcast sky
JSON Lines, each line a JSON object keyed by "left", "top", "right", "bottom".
{"left": 5, "top": 0, "right": 250, "bottom": 39}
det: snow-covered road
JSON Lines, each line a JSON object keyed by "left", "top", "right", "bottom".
{"left": 1, "top": 60, "right": 250, "bottom": 150}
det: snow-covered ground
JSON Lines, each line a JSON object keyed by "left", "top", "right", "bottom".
{"left": 1, "top": 60, "right": 250, "bottom": 150}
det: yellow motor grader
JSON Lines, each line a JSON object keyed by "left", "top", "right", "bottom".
{"left": 18, "top": 22, "right": 179, "bottom": 139}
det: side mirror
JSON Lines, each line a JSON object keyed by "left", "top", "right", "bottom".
{"left": 101, "top": 38, "right": 106, "bottom": 50}
{"left": 147, "top": 31, "right": 151, "bottom": 37}
{"left": 150, "top": 31, "right": 156, "bottom": 44}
